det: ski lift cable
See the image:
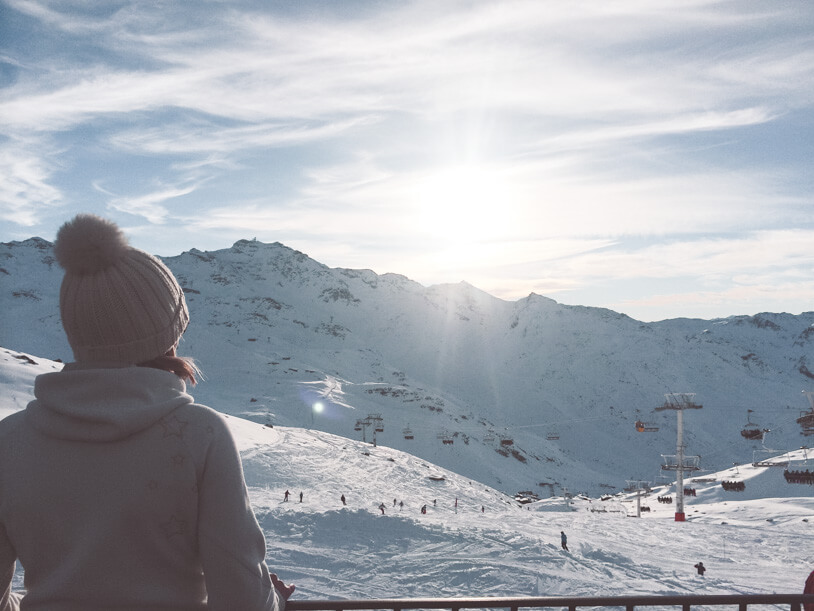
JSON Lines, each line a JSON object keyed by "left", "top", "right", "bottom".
{"left": 508, "top": 415, "right": 614, "bottom": 430}
{"left": 361, "top": 402, "right": 796, "bottom": 437}
{"left": 357, "top": 411, "right": 636, "bottom": 440}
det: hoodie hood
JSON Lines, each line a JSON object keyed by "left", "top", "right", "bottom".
{"left": 26, "top": 364, "right": 195, "bottom": 442}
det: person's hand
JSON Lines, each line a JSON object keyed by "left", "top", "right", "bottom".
{"left": 271, "top": 573, "right": 295, "bottom": 600}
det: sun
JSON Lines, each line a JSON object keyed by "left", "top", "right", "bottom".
{"left": 413, "top": 164, "right": 517, "bottom": 259}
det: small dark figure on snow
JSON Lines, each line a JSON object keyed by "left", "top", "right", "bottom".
{"left": 379, "top": 503, "right": 386, "bottom": 515}
{"left": 560, "top": 531, "right": 568, "bottom": 551}
{"left": 420, "top": 504, "right": 427, "bottom": 514}
{"left": 299, "top": 491, "right": 303, "bottom": 503}
{"left": 399, "top": 500, "right": 404, "bottom": 510}
{"left": 393, "top": 498, "right": 397, "bottom": 506}
{"left": 341, "top": 494, "right": 346, "bottom": 506}
{"left": 284, "top": 490, "right": 290, "bottom": 502}
{"left": 694, "top": 562, "right": 706, "bottom": 576}
{"left": 481, "top": 505, "right": 485, "bottom": 513}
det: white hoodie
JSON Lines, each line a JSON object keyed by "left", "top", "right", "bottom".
{"left": 0, "top": 364, "right": 285, "bottom": 611}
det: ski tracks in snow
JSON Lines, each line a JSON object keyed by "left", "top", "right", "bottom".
{"left": 233, "top": 423, "right": 814, "bottom": 600}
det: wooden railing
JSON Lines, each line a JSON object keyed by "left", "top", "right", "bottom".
{"left": 288, "top": 593, "right": 814, "bottom": 611}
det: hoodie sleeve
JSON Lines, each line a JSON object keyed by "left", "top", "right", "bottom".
{"left": 195, "top": 410, "right": 284, "bottom": 611}
{"left": 1, "top": 421, "right": 21, "bottom": 611}
{"left": 0, "top": 525, "right": 21, "bottom": 611}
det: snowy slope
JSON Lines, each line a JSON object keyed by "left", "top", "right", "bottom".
{"left": 2, "top": 349, "right": 813, "bottom": 600}
{"left": 4, "top": 237, "right": 814, "bottom": 496}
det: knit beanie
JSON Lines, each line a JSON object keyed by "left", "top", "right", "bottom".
{"left": 53, "top": 214, "right": 189, "bottom": 364}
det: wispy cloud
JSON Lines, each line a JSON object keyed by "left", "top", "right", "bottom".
{"left": 108, "top": 116, "right": 382, "bottom": 156}
{"left": 1, "top": 0, "right": 813, "bottom": 320}
{"left": 0, "top": 137, "right": 63, "bottom": 225}
{"left": 95, "top": 178, "right": 208, "bottom": 225}
{"left": 529, "top": 108, "right": 778, "bottom": 155}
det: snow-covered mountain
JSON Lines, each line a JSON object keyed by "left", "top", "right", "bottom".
{"left": 3, "top": 236, "right": 814, "bottom": 496}
{"left": 2, "top": 348, "right": 812, "bottom": 599}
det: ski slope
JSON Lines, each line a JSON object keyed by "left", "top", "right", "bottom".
{"left": 2, "top": 348, "right": 813, "bottom": 599}
{"left": 6, "top": 235, "right": 814, "bottom": 497}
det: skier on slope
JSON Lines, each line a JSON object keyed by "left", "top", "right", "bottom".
{"left": 694, "top": 562, "right": 706, "bottom": 576}
{"left": 0, "top": 214, "right": 294, "bottom": 611}
{"left": 561, "top": 531, "right": 569, "bottom": 551}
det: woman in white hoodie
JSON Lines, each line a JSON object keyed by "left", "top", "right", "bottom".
{"left": 0, "top": 214, "right": 294, "bottom": 610}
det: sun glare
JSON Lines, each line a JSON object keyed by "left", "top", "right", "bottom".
{"left": 415, "top": 165, "right": 515, "bottom": 252}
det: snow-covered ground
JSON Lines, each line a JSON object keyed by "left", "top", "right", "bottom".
{"left": 2, "top": 348, "right": 813, "bottom": 599}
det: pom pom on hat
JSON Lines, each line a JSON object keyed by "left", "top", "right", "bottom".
{"left": 54, "top": 214, "right": 189, "bottom": 364}
{"left": 54, "top": 214, "right": 130, "bottom": 275}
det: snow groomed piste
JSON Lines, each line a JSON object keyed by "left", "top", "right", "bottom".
{"left": 2, "top": 349, "right": 813, "bottom": 600}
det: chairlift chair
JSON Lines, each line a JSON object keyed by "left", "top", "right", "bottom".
{"left": 788, "top": 446, "right": 810, "bottom": 467}
{"left": 635, "top": 420, "right": 659, "bottom": 433}
{"left": 751, "top": 446, "right": 788, "bottom": 467}
{"left": 438, "top": 433, "right": 454, "bottom": 445}
{"left": 783, "top": 448, "right": 812, "bottom": 484}
{"left": 402, "top": 427, "right": 414, "bottom": 440}
{"left": 797, "top": 411, "right": 814, "bottom": 436}
{"left": 798, "top": 392, "right": 814, "bottom": 436}
{"left": 741, "top": 409, "right": 767, "bottom": 440}
{"left": 741, "top": 427, "right": 765, "bottom": 440}
{"left": 660, "top": 454, "right": 701, "bottom": 472}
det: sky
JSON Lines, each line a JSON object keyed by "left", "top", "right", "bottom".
{"left": 1, "top": 0, "right": 813, "bottom": 322}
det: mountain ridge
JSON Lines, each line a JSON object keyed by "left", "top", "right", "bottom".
{"left": 3, "top": 236, "right": 814, "bottom": 496}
